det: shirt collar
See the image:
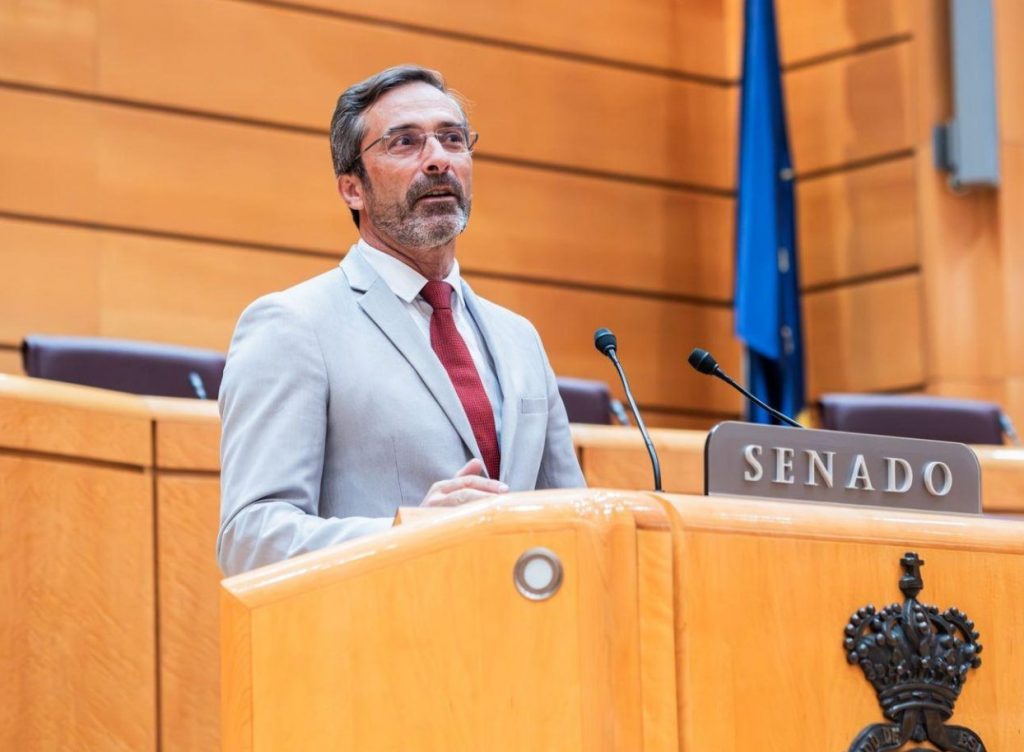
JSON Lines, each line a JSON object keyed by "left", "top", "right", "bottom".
{"left": 356, "top": 238, "right": 463, "bottom": 306}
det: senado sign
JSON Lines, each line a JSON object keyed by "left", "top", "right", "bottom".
{"left": 704, "top": 422, "right": 981, "bottom": 514}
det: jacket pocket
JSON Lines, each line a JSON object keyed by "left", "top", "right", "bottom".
{"left": 520, "top": 396, "right": 548, "bottom": 414}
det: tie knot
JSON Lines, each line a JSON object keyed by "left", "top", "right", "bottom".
{"left": 421, "top": 280, "right": 454, "bottom": 311}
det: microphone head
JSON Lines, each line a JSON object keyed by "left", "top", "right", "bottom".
{"left": 688, "top": 348, "right": 718, "bottom": 375}
{"left": 594, "top": 328, "right": 618, "bottom": 356}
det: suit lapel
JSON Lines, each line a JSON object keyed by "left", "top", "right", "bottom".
{"left": 462, "top": 282, "right": 518, "bottom": 484}
{"left": 341, "top": 250, "right": 482, "bottom": 462}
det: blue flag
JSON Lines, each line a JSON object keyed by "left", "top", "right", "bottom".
{"left": 735, "top": 0, "right": 805, "bottom": 424}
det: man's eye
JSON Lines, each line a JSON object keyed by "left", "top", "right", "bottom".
{"left": 392, "top": 134, "right": 418, "bottom": 147}
{"left": 440, "top": 131, "right": 467, "bottom": 145}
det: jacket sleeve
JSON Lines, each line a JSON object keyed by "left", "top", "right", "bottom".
{"left": 216, "top": 295, "right": 391, "bottom": 576}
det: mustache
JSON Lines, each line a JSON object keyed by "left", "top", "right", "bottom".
{"left": 406, "top": 175, "right": 465, "bottom": 205}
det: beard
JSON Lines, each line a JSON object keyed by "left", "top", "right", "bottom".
{"left": 364, "top": 173, "right": 472, "bottom": 249}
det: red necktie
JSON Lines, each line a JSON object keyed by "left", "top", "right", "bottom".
{"left": 420, "top": 280, "right": 501, "bottom": 480}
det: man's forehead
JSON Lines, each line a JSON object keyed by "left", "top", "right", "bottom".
{"left": 364, "top": 82, "right": 464, "bottom": 133}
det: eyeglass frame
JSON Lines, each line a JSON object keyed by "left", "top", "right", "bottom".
{"left": 344, "top": 125, "right": 480, "bottom": 174}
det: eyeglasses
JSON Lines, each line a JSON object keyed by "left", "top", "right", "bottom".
{"left": 349, "top": 126, "right": 479, "bottom": 171}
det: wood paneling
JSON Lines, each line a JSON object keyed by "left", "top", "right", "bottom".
{"left": 0, "top": 87, "right": 348, "bottom": 253}
{"left": 787, "top": 42, "right": 914, "bottom": 174}
{"left": 973, "top": 445, "right": 1024, "bottom": 513}
{"left": 0, "top": 217, "right": 335, "bottom": 351}
{"left": 0, "top": 453, "right": 155, "bottom": 752}
{"left": 157, "top": 474, "right": 222, "bottom": 752}
{"left": 776, "top": 0, "right": 912, "bottom": 65}
{"left": 915, "top": 156, "right": 1004, "bottom": 383}
{"left": 0, "top": 218, "right": 103, "bottom": 343}
{"left": 994, "top": 0, "right": 1024, "bottom": 144}
{"left": 1000, "top": 145, "right": 1024, "bottom": 376}
{"left": 0, "top": 374, "right": 151, "bottom": 465}
{"left": 468, "top": 165, "right": 735, "bottom": 302}
{"left": 641, "top": 410, "right": 734, "bottom": 431}
{"left": 147, "top": 397, "right": 220, "bottom": 472}
{"left": 797, "top": 157, "right": 917, "bottom": 287}
{"left": 294, "top": 0, "right": 742, "bottom": 80}
{"left": 668, "top": 497, "right": 1024, "bottom": 749}
{"left": 4, "top": 0, "right": 736, "bottom": 188}
{"left": 573, "top": 424, "right": 706, "bottom": 494}
{"left": 803, "top": 272, "right": 924, "bottom": 397}
{"left": 0, "top": 96, "right": 733, "bottom": 299}
{"left": 467, "top": 277, "right": 739, "bottom": 414}
{"left": 0, "top": 0, "right": 97, "bottom": 89}
{"left": 0, "top": 350, "right": 22, "bottom": 376}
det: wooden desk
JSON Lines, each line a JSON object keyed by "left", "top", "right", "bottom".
{"left": 223, "top": 489, "right": 1024, "bottom": 750}
{"left": 0, "top": 376, "right": 157, "bottom": 751}
{"left": 573, "top": 423, "right": 1024, "bottom": 513}
{"left": 144, "top": 396, "right": 221, "bottom": 752}
{"left": 4, "top": 375, "right": 1024, "bottom": 751}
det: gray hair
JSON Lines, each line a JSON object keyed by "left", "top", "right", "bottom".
{"left": 329, "top": 65, "right": 465, "bottom": 227}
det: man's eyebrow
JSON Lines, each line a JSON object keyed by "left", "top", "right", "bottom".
{"left": 385, "top": 119, "right": 466, "bottom": 132}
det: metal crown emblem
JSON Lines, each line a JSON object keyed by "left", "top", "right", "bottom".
{"left": 843, "top": 553, "right": 986, "bottom": 752}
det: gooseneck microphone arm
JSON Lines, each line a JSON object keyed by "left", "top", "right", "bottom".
{"left": 594, "top": 328, "right": 662, "bottom": 491}
{"left": 688, "top": 348, "right": 803, "bottom": 428}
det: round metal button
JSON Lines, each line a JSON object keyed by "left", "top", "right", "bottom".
{"left": 513, "top": 547, "right": 563, "bottom": 601}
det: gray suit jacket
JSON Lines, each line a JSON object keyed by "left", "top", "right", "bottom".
{"left": 217, "top": 248, "right": 585, "bottom": 575}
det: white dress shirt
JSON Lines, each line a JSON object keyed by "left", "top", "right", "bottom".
{"left": 355, "top": 239, "right": 504, "bottom": 439}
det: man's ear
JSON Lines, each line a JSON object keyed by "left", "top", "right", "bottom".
{"left": 338, "top": 173, "right": 365, "bottom": 212}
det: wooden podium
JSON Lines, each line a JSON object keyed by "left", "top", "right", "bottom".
{"left": 220, "top": 490, "right": 1024, "bottom": 750}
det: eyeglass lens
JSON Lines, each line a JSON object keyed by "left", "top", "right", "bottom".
{"left": 383, "top": 128, "right": 474, "bottom": 158}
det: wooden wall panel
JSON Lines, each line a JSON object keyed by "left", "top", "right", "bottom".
{"left": 797, "top": 157, "right": 917, "bottom": 287}
{"left": 915, "top": 156, "right": 1004, "bottom": 384}
{"left": 0, "top": 0, "right": 97, "bottom": 89}
{"left": 291, "top": 0, "right": 742, "bottom": 80}
{"left": 776, "top": 0, "right": 912, "bottom": 65}
{"left": 0, "top": 217, "right": 335, "bottom": 351}
{"left": 1000, "top": 145, "right": 1024, "bottom": 376}
{"left": 0, "top": 350, "right": 22, "bottom": 376}
{"left": 0, "top": 0, "right": 739, "bottom": 188}
{"left": 468, "top": 166, "right": 735, "bottom": 302}
{"left": 787, "top": 42, "right": 914, "bottom": 174}
{"left": 0, "top": 454, "right": 156, "bottom": 752}
{"left": 0, "top": 92, "right": 733, "bottom": 299}
{"left": 467, "top": 277, "right": 740, "bottom": 414}
{"left": 0, "top": 218, "right": 103, "bottom": 343}
{"left": 157, "top": 474, "right": 222, "bottom": 752}
{"left": 803, "top": 273, "right": 924, "bottom": 397}
{"left": 994, "top": 0, "right": 1024, "bottom": 145}
{"left": 642, "top": 410, "right": 734, "bottom": 431}
{"left": 0, "top": 87, "right": 346, "bottom": 252}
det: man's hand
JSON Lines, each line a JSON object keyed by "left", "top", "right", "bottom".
{"left": 421, "top": 458, "right": 509, "bottom": 507}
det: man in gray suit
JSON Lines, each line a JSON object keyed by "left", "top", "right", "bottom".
{"left": 217, "top": 65, "right": 585, "bottom": 576}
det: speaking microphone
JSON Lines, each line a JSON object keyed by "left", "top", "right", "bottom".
{"left": 594, "top": 328, "right": 662, "bottom": 491}
{"left": 687, "top": 348, "right": 802, "bottom": 428}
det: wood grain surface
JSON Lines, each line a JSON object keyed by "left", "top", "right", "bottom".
{"left": 0, "top": 374, "right": 151, "bottom": 465}
{"left": 156, "top": 474, "right": 222, "bottom": 752}
{"left": 0, "top": 453, "right": 156, "bottom": 751}
{"left": 287, "top": 0, "right": 743, "bottom": 79}
{"left": 4, "top": 0, "right": 737, "bottom": 188}
{"left": 797, "top": 156, "right": 918, "bottom": 288}
{"left": 776, "top": 0, "right": 912, "bottom": 65}
{"left": 787, "top": 41, "right": 914, "bottom": 174}
{"left": 221, "top": 490, "right": 1024, "bottom": 750}
{"left": 803, "top": 273, "right": 924, "bottom": 397}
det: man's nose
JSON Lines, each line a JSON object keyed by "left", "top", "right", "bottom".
{"left": 421, "top": 135, "right": 452, "bottom": 173}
